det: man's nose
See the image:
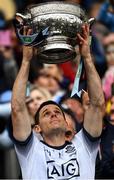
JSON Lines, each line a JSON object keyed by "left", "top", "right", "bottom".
{"left": 51, "top": 112, "right": 57, "bottom": 117}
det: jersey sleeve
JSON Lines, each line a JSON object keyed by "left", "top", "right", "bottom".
{"left": 14, "top": 132, "right": 38, "bottom": 163}
{"left": 73, "top": 129, "right": 100, "bottom": 156}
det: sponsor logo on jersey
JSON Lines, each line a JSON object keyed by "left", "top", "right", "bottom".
{"left": 47, "top": 158, "right": 80, "bottom": 179}
{"left": 65, "top": 145, "right": 76, "bottom": 154}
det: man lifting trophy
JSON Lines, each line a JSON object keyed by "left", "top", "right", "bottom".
{"left": 11, "top": 1, "right": 105, "bottom": 179}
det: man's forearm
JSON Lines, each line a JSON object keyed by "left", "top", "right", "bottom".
{"left": 83, "top": 54, "right": 105, "bottom": 107}
{"left": 78, "top": 24, "right": 105, "bottom": 137}
{"left": 11, "top": 59, "right": 30, "bottom": 110}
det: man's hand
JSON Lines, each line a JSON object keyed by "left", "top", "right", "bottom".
{"left": 22, "top": 27, "right": 34, "bottom": 61}
{"left": 11, "top": 26, "right": 34, "bottom": 141}
{"left": 77, "top": 24, "right": 91, "bottom": 58}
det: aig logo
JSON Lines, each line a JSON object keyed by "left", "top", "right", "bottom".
{"left": 47, "top": 158, "right": 80, "bottom": 179}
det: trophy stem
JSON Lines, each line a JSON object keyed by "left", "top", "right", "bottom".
{"left": 37, "top": 36, "right": 76, "bottom": 64}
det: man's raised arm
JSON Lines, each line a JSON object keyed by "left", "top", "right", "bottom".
{"left": 11, "top": 28, "right": 34, "bottom": 141}
{"left": 77, "top": 24, "right": 105, "bottom": 137}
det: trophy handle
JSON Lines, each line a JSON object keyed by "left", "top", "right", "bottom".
{"left": 16, "top": 13, "right": 28, "bottom": 20}
{"left": 13, "top": 13, "right": 49, "bottom": 46}
{"left": 14, "top": 13, "right": 30, "bottom": 28}
{"left": 88, "top": 18, "right": 96, "bottom": 28}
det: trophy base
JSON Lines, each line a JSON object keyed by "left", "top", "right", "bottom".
{"left": 37, "top": 36, "right": 76, "bottom": 64}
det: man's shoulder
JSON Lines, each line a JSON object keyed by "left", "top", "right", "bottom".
{"left": 15, "top": 131, "right": 42, "bottom": 151}
{"left": 72, "top": 129, "right": 100, "bottom": 153}
{"left": 71, "top": 129, "right": 84, "bottom": 146}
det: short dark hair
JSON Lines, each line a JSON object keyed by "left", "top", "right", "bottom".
{"left": 34, "top": 100, "right": 65, "bottom": 124}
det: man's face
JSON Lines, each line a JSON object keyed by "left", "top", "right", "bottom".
{"left": 38, "top": 104, "right": 67, "bottom": 136}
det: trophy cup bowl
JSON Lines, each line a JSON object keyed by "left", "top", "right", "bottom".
{"left": 15, "top": 1, "right": 88, "bottom": 64}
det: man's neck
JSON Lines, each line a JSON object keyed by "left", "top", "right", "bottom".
{"left": 43, "top": 132, "right": 66, "bottom": 147}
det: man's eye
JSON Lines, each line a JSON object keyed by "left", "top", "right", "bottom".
{"left": 44, "top": 112, "right": 50, "bottom": 116}
{"left": 55, "top": 110, "right": 61, "bottom": 114}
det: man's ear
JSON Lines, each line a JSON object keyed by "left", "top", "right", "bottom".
{"left": 33, "top": 124, "right": 42, "bottom": 133}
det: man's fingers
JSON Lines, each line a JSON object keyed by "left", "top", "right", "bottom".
{"left": 85, "top": 23, "right": 90, "bottom": 35}
{"left": 23, "top": 26, "right": 32, "bottom": 36}
{"left": 81, "top": 24, "right": 90, "bottom": 39}
{"left": 82, "top": 24, "right": 90, "bottom": 38}
{"left": 23, "top": 26, "right": 28, "bottom": 35}
{"left": 77, "top": 33, "right": 84, "bottom": 43}
{"left": 27, "top": 29, "right": 32, "bottom": 36}
{"left": 82, "top": 26, "right": 87, "bottom": 38}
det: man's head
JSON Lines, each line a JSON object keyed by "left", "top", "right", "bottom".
{"left": 34, "top": 101, "right": 67, "bottom": 137}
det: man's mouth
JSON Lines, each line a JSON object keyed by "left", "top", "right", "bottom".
{"left": 50, "top": 119, "right": 60, "bottom": 124}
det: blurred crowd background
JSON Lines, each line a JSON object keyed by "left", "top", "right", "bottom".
{"left": 1, "top": 0, "right": 114, "bottom": 179}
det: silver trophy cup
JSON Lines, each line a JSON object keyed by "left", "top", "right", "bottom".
{"left": 14, "top": 1, "right": 92, "bottom": 64}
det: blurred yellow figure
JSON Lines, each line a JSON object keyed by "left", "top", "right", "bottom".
{"left": 106, "top": 100, "right": 111, "bottom": 114}
{"left": 0, "top": 0, "right": 16, "bottom": 20}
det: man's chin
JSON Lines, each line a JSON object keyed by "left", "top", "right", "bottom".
{"left": 50, "top": 127, "right": 66, "bottom": 135}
